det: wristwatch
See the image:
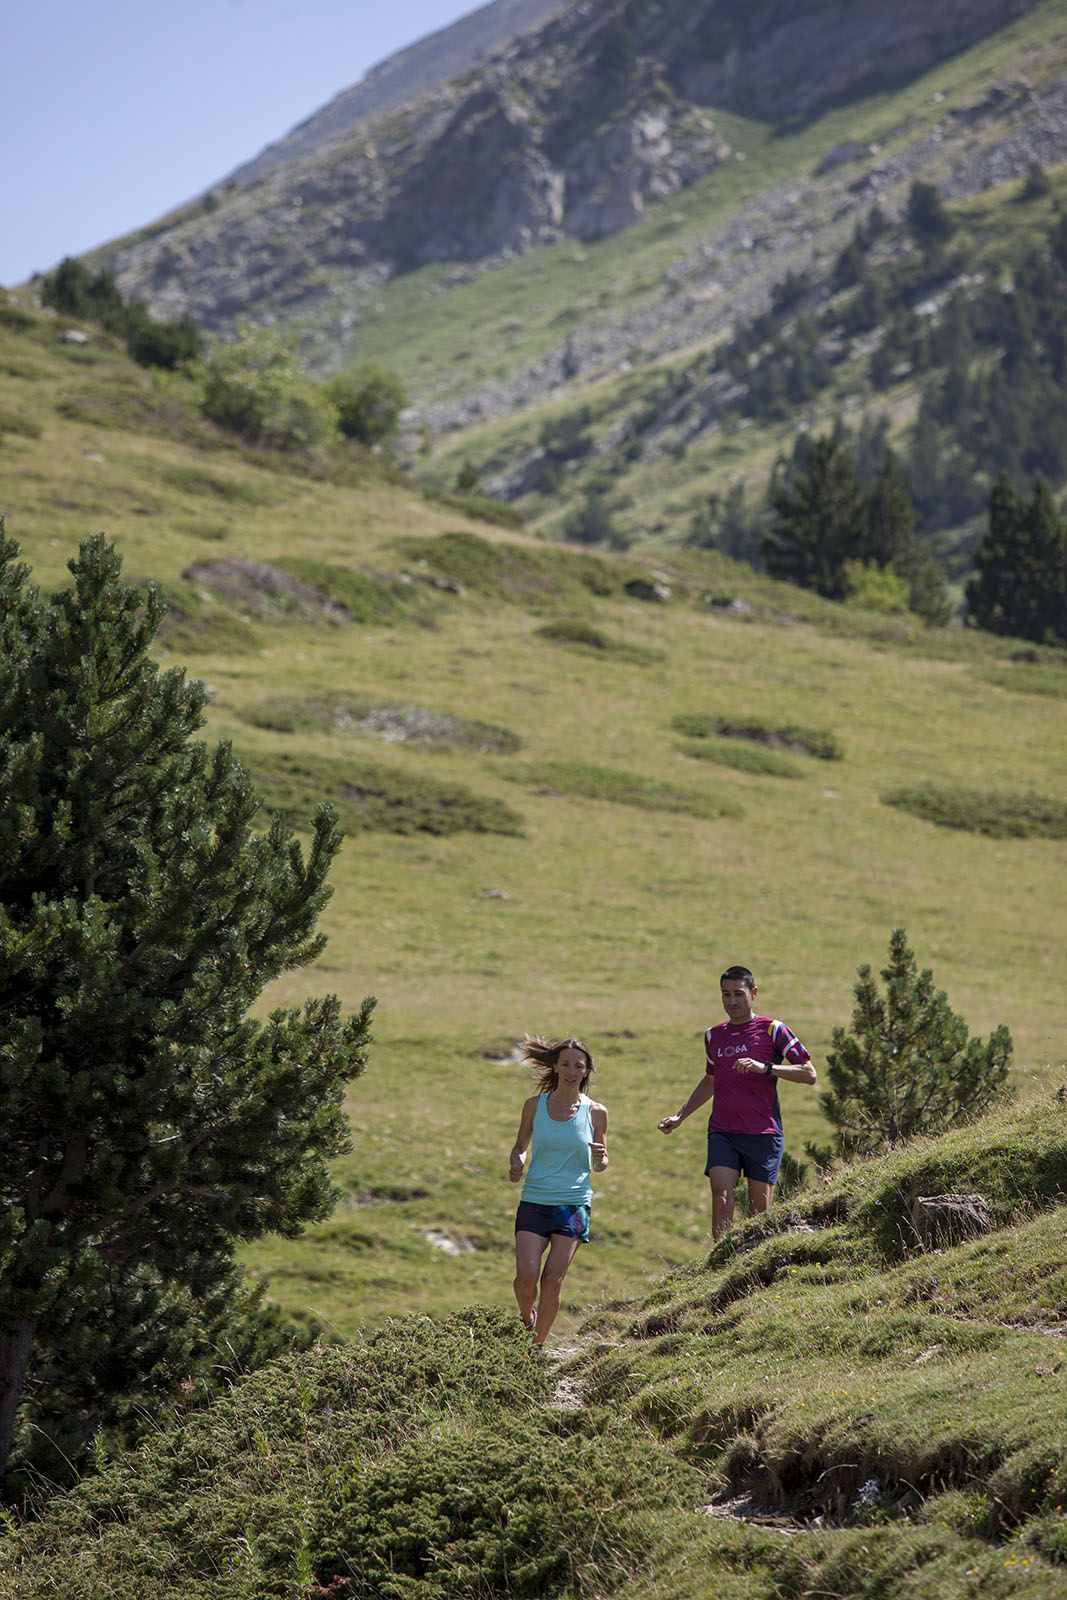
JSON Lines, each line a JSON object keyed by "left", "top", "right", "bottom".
{"left": 765, "top": 1061, "right": 774, "bottom": 1074}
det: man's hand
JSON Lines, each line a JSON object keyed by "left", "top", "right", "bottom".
{"left": 658, "top": 1113, "right": 683, "bottom": 1134}
{"left": 733, "top": 1056, "right": 767, "bottom": 1074}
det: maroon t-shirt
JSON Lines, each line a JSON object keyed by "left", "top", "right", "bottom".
{"left": 705, "top": 1014, "right": 810, "bottom": 1135}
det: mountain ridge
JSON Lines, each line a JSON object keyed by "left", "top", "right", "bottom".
{"left": 219, "top": 0, "right": 567, "bottom": 190}
{"left": 90, "top": 0, "right": 1046, "bottom": 340}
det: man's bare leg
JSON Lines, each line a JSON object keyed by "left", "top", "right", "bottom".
{"left": 708, "top": 1165, "right": 740, "bottom": 1240}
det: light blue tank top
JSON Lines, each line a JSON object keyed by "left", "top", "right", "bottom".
{"left": 521, "top": 1093, "right": 594, "bottom": 1205}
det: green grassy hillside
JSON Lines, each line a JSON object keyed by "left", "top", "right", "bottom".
{"left": 1, "top": 298, "right": 1065, "bottom": 1353}
{"left": 2, "top": 1100, "right": 1065, "bottom": 1597}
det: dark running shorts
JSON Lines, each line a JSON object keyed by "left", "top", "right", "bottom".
{"left": 515, "top": 1201, "right": 591, "bottom": 1243}
{"left": 705, "top": 1128, "right": 784, "bottom": 1185}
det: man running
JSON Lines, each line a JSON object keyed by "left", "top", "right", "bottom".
{"left": 658, "top": 965, "right": 816, "bottom": 1239}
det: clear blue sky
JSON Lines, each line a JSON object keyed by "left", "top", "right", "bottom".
{"left": 2, "top": 1, "right": 481, "bottom": 287}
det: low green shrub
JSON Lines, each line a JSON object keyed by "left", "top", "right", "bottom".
{"left": 157, "top": 463, "right": 269, "bottom": 503}
{"left": 678, "top": 737, "right": 802, "bottom": 778}
{"left": 55, "top": 381, "right": 154, "bottom": 431}
{"left": 271, "top": 556, "right": 413, "bottom": 625}
{"left": 396, "top": 530, "right": 634, "bottom": 608}
{"left": 422, "top": 485, "right": 525, "bottom": 528}
{"left": 326, "top": 364, "right": 406, "bottom": 445}
{"left": 882, "top": 784, "right": 1067, "bottom": 838}
{"left": 313, "top": 1413, "right": 700, "bottom": 1600}
{"left": 253, "top": 751, "right": 524, "bottom": 836}
{"left": 974, "top": 662, "right": 1067, "bottom": 699}
{"left": 535, "top": 617, "right": 663, "bottom": 663}
{"left": 0, "top": 304, "right": 37, "bottom": 332}
{"left": 672, "top": 713, "right": 843, "bottom": 760}
{"left": 0, "top": 1310, "right": 552, "bottom": 1599}
{"left": 201, "top": 328, "right": 338, "bottom": 452}
{"left": 0, "top": 406, "right": 42, "bottom": 439}
{"left": 503, "top": 760, "right": 742, "bottom": 821}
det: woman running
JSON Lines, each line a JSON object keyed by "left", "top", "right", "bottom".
{"left": 508, "top": 1035, "right": 608, "bottom": 1345}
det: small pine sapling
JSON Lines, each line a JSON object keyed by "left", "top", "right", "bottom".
{"left": 808, "top": 927, "right": 1012, "bottom": 1166}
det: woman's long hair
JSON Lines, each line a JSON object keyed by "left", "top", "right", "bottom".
{"left": 522, "top": 1035, "right": 595, "bottom": 1095}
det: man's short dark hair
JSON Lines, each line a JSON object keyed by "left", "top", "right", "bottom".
{"left": 720, "top": 965, "right": 755, "bottom": 992}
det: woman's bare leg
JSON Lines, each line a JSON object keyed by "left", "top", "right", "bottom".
{"left": 533, "top": 1234, "right": 581, "bottom": 1344}
{"left": 514, "top": 1230, "right": 547, "bottom": 1327}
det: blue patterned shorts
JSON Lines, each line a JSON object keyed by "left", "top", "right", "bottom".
{"left": 515, "top": 1201, "right": 591, "bottom": 1243}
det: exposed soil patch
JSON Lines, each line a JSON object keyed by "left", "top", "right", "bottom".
{"left": 543, "top": 1339, "right": 589, "bottom": 1412}
{"left": 698, "top": 1494, "right": 804, "bottom": 1535}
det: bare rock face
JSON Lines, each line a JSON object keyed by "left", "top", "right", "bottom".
{"left": 369, "top": 82, "right": 568, "bottom": 268}
{"left": 656, "top": 0, "right": 1039, "bottom": 122}
{"left": 96, "top": 0, "right": 1043, "bottom": 333}
{"left": 910, "top": 1193, "right": 994, "bottom": 1248}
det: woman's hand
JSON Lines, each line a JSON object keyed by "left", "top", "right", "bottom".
{"left": 589, "top": 1139, "right": 608, "bottom": 1171}
{"left": 658, "top": 1113, "right": 683, "bottom": 1134}
{"left": 508, "top": 1151, "right": 524, "bottom": 1183}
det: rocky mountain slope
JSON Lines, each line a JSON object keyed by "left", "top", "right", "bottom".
{"left": 221, "top": 0, "right": 567, "bottom": 189}
{"left": 93, "top": 0, "right": 1045, "bottom": 337}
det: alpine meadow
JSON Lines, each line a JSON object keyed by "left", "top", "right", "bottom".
{"left": 2, "top": 0, "right": 1067, "bottom": 1596}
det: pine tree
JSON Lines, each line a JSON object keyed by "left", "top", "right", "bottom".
{"left": 808, "top": 929, "right": 1012, "bottom": 1163}
{"left": 866, "top": 448, "right": 951, "bottom": 625}
{"left": 764, "top": 430, "right": 869, "bottom": 598}
{"left": 965, "top": 473, "right": 1067, "bottom": 643}
{"left": 906, "top": 180, "right": 954, "bottom": 248}
{"left": 0, "top": 530, "right": 373, "bottom": 1480}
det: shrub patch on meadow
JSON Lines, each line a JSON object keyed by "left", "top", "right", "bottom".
{"left": 973, "top": 660, "right": 1067, "bottom": 699}
{"left": 272, "top": 556, "right": 421, "bottom": 625}
{"left": 672, "top": 713, "right": 843, "bottom": 761}
{"left": 396, "top": 529, "right": 669, "bottom": 612}
{"left": 313, "top": 1413, "right": 700, "bottom": 1600}
{"left": 184, "top": 559, "right": 351, "bottom": 625}
{"left": 55, "top": 376, "right": 167, "bottom": 432}
{"left": 421, "top": 484, "right": 526, "bottom": 529}
{"left": 0, "top": 405, "right": 43, "bottom": 439}
{"left": 254, "top": 750, "right": 524, "bottom": 836}
{"left": 157, "top": 463, "right": 272, "bottom": 504}
{"left": 0, "top": 1311, "right": 558, "bottom": 1600}
{"left": 503, "top": 759, "right": 742, "bottom": 821}
{"left": 534, "top": 617, "right": 663, "bottom": 664}
{"left": 240, "top": 694, "right": 520, "bottom": 752}
{"left": 882, "top": 784, "right": 1067, "bottom": 838}
{"left": 678, "top": 737, "right": 803, "bottom": 778}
